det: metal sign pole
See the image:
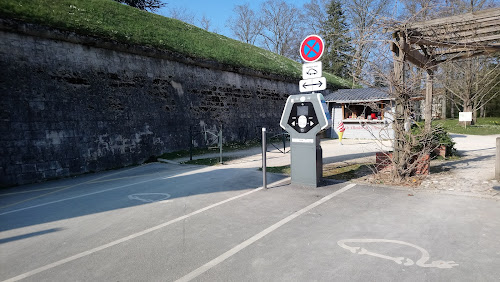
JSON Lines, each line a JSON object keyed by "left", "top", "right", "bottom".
{"left": 262, "top": 128, "right": 267, "bottom": 189}
{"left": 219, "top": 125, "right": 223, "bottom": 164}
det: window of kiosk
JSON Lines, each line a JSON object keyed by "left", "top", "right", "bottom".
{"left": 342, "top": 102, "right": 385, "bottom": 121}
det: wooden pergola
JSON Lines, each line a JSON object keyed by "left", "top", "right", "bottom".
{"left": 389, "top": 7, "right": 499, "bottom": 165}
{"left": 391, "top": 7, "right": 500, "bottom": 129}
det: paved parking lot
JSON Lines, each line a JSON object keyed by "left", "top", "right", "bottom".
{"left": 0, "top": 162, "right": 499, "bottom": 281}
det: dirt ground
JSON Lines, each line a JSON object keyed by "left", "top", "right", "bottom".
{"left": 416, "top": 134, "right": 499, "bottom": 199}
{"left": 345, "top": 134, "right": 500, "bottom": 199}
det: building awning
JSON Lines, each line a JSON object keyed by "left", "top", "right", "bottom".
{"left": 324, "top": 88, "right": 394, "bottom": 103}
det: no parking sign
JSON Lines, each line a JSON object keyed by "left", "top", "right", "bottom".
{"left": 300, "top": 35, "right": 324, "bottom": 62}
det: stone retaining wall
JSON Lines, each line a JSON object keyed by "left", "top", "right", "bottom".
{"left": 0, "top": 19, "right": 299, "bottom": 186}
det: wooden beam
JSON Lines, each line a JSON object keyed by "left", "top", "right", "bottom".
{"left": 407, "top": 36, "right": 500, "bottom": 52}
{"left": 399, "top": 40, "right": 435, "bottom": 69}
{"left": 412, "top": 17, "right": 500, "bottom": 36}
{"left": 416, "top": 23, "right": 500, "bottom": 41}
{"left": 435, "top": 50, "right": 487, "bottom": 64}
{"left": 408, "top": 7, "right": 500, "bottom": 29}
{"left": 455, "top": 34, "right": 500, "bottom": 44}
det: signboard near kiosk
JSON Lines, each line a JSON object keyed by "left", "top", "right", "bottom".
{"left": 459, "top": 112, "right": 472, "bottom": 122}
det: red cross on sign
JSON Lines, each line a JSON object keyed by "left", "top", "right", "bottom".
{"left": 300, "top": 35, "right": 324, "bottom": 62}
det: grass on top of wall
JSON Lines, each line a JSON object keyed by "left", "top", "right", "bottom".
{"left": 0, "top": 0, "right": 352, "bottom": 89}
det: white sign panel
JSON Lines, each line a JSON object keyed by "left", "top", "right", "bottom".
{"left": 302, "top": 62, "right": 322, "bottom": 79}
{"left": 292, "top": 138, "right": 314, "bottom": 143}
{"left": 459, "top": 112, "right": 472, "bottom": 122}
{"left": 299, "top": 77, "right": 326, "bottom": 92}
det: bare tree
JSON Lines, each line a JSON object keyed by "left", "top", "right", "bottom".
{"left": 303, "top": 0, "right": 329, "bottom": 35}
{"left": 227, "top": 4, "right": 262, "bottom": 45}
{"left": 259, "top": 0, "right": 304, "bottom": 58}
{"left": 439, "top": 57, "right": 500, "bottom": 123}
{"left": 399, "top": 0, "right": 442, "bottom": 20}
{"left": 168, "top": 7, "right": 196, "bottom": 25}
{"left": 427, "top": 0, "right": 499, "bottom": 123}
{"left": 328, "top": 3, "right": 499, "bottom": 183}
{"left": 200, "top": 15, "right": 211, "bottom": 31}
{"left": 113, "top": 0, "right": 165, "bottom": 11}
{"left": 341, "top": 0, "right": 391, "bottom": 85}
{"left": 199, "top": 15, "right": 219, "bottom": 33}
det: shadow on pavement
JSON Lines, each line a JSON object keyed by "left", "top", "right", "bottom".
{"left": 0, "top": 163, "right": 286, "bottom": 232}
{"left": 430, "top": 154, "right": 494, "bottom": 173}
{"left": 0, "top": 228, "right": 64, "bottom": 244}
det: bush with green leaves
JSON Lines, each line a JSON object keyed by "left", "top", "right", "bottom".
{"left": 411, "top": 124, "right": 456, "bottom": 157}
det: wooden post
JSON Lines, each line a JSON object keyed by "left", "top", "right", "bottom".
{"left": 425, "top": 69, "right": 434, "bottom": 132}
{"left": 391, "top": 34, "right": 406, "bottom": 169}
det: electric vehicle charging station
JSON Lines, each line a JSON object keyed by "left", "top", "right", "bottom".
{"left": 280, "top": 93, "right": 331, "bottom": 187}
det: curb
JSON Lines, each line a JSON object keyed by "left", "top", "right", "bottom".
{"left": 157, "top": 158, "right": 180, "bottom": 165}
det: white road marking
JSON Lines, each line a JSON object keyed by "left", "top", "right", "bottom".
{"left": 128, "top": 193, "right": 171, "bottom": 203}
{"left": 162, "top": 166, "right": 217, "bottom": 180}
{"left": 2, "top": 177, "right": 291, "bottom": 282}
{"left": 337, "top": 239, "right": 458, "bottom": 269}
{"left": 175, "top": 183, "right": 357, "bottom": 282}
{"left": 0, "top": 167, "right": 197, "bottom": 216}
{"left": 0, "top": 177, "right": 164, "bottom": 216}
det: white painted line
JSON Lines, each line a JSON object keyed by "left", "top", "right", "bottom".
{"left": 2, "top": 177, "right": 291, "bottom": 282}
{"left": 128, "top": 193, "right": 171, "bottom": 203}
{"left": 0, "top": 177, "right": 163, "bottom": 216}
{"left": 175, "top": 183, "right": 356, "bottom": 282}
{"left": 0, "top": 186, "right": 71, "bottom": 197}
{"left": 0, "top": 167, "right": 197, "bottom": 216}
{"left": 162, "top": 166, "right": 217, "bottom": 180}
{"left": 337, "top": 239, "right": 458, "bottom": 269}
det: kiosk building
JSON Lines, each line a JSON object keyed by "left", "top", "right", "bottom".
{"left": 325, "top": 88, "right": 395, "bottom": 140}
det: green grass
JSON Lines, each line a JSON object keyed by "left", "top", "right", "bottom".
{"left": 0, "top": 0, "right": 352, "bottom": 89}
{"left": 181, "top": 157, "right": 233, "bottom": 166}
{"left": 323, "top": 164, "right": 373, "bottom": 181}
{"left": 433, "top": 117, "right": 500, "bottom": 135}
{"left": 260, "top": 165, "right": 291, "bottom": 175}
{"left": 260, "top": 163, "right": 373, "bottom": 181}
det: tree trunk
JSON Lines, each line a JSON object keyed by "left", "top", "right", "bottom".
{"left": 450, "top": 96, "right": 455, "bottom": 119}
{"left": 425, "top": 70, "right": 434, "bottom": 132}
{"left": 473, "top": 95, "right": 478, "bottom": 124}
{"left": 464, "top": 99, "right": 473, "bottom": 126}
{"left": 441, "top": 95, "right": 447, "bottom": 119}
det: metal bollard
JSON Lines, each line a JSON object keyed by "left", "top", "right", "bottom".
{"left": 219, "top": 125, "right": 223, "bottom": 164}
{"left": 262, "top": 128, "right": 267, "bottom": 189}
{"left": 496, "top": 137, "right": 500, "bottom": 181}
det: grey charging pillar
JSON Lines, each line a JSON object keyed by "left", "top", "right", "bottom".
{"left": 280, "top": 93, "right": 331, "bottom": 187}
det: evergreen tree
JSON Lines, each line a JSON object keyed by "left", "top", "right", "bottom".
{"left": 320, "top": 0, "right": 352, "bottom": 79}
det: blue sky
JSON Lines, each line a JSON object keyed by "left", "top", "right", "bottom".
{"left": 158, "top": 0, "right": 313, "bottom": 38}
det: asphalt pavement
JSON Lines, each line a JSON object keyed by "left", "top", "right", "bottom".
{"left": 0, "top": 161, "right": 499, "bottom": 281}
